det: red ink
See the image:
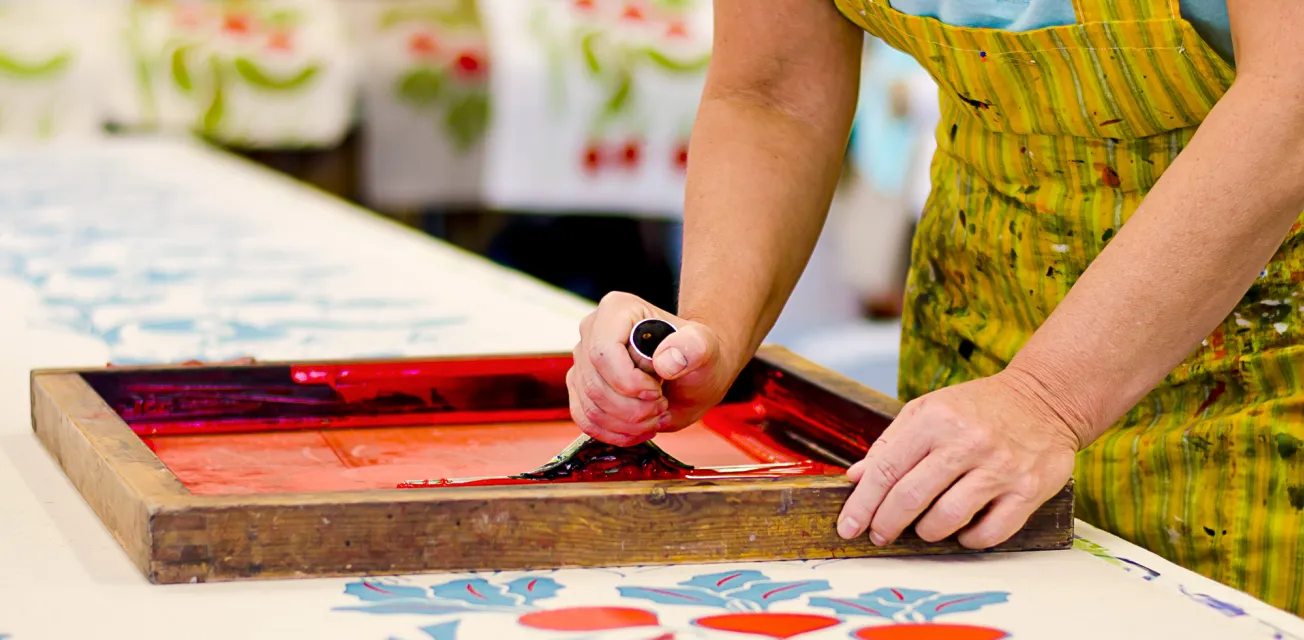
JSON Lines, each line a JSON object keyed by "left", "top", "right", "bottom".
{"left": 583, "top": 142, "right": 604, "bottom": 174}
{"left": 222, "top": 13, "right": 252, "bottom": 35}
{"left": 673, "top": 141, "right": 689, "bottom": 172}
{"left": 852, "top": 624, "right": 1010, "bottom": 640}
{"left": 621, "top": 3, "right": 646, "bottom": 21}
{"left": 574, "top": 0, "right": 596, "bottom": 9}
{"left": 716, "top": 573, "right": 742, "bottom": 587}
{"left": 90, "top": 354, "right": 853, "bottom": 495}
{"left": 694, "top": 613, "right": 841, "bottom": 638}
{"left": 621, "top": 140, "right": 643, "bottom": 169}
{"left": 934, "top": 595, "right": 982, "bottom": 612}
{"left": 409, "top": 32, "right": 438, "bottom": 57}
{"left": 759, "top": 584, "right": 805, "bottom": 600}
{"left": 266, "top": 31, "right": 293, "bottom": 52}
{"left": 821, "top": 598, "right": 883, "bottom": 616}
{"left": 1194, "top": 381, "right": 1226, "bottom": 417}
{"left": 1095, "top": 163, "right": 1121, "bottom": 188}
{"left": 362, "top": 581, "right": 393, "bottom": 594}
{"left": 518, "top": 607, "right": 659, "bottom": 631}
{"left": 666, "top": 21, "right": 688, "bottom": 37}
{"left": 890, "top": 588, "right": 904, "bottom": 600}
{"left": 466, "top": 583, "right": 485, "bottom": 599}
{"left": 454, "top": 52, "right": 486, "bottom": 79}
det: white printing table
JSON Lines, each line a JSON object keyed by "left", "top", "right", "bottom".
{"left": 0, "top": 138, "right": 1300, "bottom": 640}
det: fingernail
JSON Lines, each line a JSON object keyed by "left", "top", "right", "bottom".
{"left": 639, "top": 390, "right": 661, "bottom": 401}
{"left": 657, "top": 412, "right": 672, "bottom": 428}
{"left": 869, "top": 531, "right": 887, "bottom": 546}
{"left": 659, "top": 348, "right": 688, "bottom": 377}
{"left": 837, "top": 516, "right": 860, "bottom": 539}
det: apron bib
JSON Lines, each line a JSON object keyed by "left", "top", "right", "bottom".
{"left": 833, "top": 0, "right": 1304, "bottom": 615}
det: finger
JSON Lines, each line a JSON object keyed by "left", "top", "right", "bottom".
{"left": 651, "top": 323, "right": 716, "bottom": 381}
{"left": 587, "top": 311, "right": 662, "bottom": 401}
{"left": 957, "top": 493, "right": 1036, "bottom": 550}
{"left": 912, "top": 471, "right": 1002, "bottom": 543}
{"left": 868, "top": 452, "right": 969, "bottom": 546}
{"left": 836, "top": 430, "right": 931, "bottom": 540}
{"left": 578, "top": 357, "right": 669, "bottom": 423}
{"left": 569, "top": 368, "right": 656, "bottom": 446}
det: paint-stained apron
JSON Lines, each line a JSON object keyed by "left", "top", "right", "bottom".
{"left": 833, "top": 0, "right": 1304, "bottom": 616}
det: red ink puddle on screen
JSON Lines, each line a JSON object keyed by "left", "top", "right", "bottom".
{"left": 694, "top": 613, "right": 841, "bottom": 638}
{"left": 88, "top": 355, "right": 849, "bottom": 495}
{"left": 852, "top": 624, "right": 1010, "bottom": 640}
{"left": 518, "top": 607, "right": 659, "bottom": 631}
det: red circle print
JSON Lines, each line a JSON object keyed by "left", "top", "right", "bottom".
{"left": 454, "top": 53, "right": 485, "bottom": 78}
{"left": 518, "top": 606, "right": 660, "bottom": 631}
{"left": 853, "top": 623, "right": 1010, "bottom": 640}
{"left": 694, "top": 613, "right": 841, "bottom": 638}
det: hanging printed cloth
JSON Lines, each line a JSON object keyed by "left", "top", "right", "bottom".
{"left": 479, "top": 0, "right": 712, "bottom": 218}
{"left": 349, "top": 0, "right": 492, "bottom": 211}
{"left": 103, "top": 0, "right": 356, "bottom": 149}
{"left": 0, "top": 0, "right": 113, "bottom": 141}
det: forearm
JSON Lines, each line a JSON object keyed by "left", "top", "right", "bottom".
{"left": 677, "top": 92, "right": 854, "bottom": 375}
{"left": 1008, "top": 76, "right": 1304, "bottom": 446}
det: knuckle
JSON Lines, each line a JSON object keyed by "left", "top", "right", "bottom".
{"left": 870, "top": 459, "right": 903, "bottom": 487}
{"left": 897, "top": 482, "right": 930, "bottom": 512}
{"left": 582, "top": 402, "right": 605, "bottom": 422}
{"left": 581, "top": 375, "right": 606, "bottom": 403}
{"left": 586, "top": 343, "right": 608, "bottom": 367}
{"left": 599, "top": 291, "right": 634, "bottom": 308}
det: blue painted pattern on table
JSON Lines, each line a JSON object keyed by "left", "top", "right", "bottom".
{"left": 809, "top": 587, "right": 1010, "bottom": 623}
{"left": 0, "top": 146, "right": 494, "bottom": 364}
{"left": 617, "top": 569, "right": 831, "bottom": 612}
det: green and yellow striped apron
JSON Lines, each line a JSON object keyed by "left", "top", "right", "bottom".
{"left": 834, "top": 0, "right": 1304, "bottom": 615}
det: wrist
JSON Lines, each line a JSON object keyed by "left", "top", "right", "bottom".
{"left": 998, "top": 356, "right": 1107, "bottom": 451}
{"left": 676, "top": 306, "right": 758, "bottom": 380}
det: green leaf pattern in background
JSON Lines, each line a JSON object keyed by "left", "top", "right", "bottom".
{"left": 234, "top": 57, "right": 320, "bottom": 91}
{"left": 386, "top": 2, "right": 491, "bottom": 154}
{"left": 445, "top": 92, "right": 489, "bottom": 151}
{"left": 0, "top": 51, "right": 73, "bottom": 79}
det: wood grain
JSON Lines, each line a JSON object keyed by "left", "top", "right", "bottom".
{"left": 30, "top": 348, "right": 1076, "bottom": 584}
{"left": 29, "top": 373, "right": 180, "bottom": 577}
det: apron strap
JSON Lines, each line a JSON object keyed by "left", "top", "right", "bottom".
{"left": 1072, "top": 0, "right": 1181, "bottom": 23}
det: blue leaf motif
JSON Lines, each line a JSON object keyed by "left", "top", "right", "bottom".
{"left": 344, "top": 580, "right": 432, "bottom": 602}
{"left": 726, "top": 580, "right": 832, "bottom": 610}
{"left": 924, "top": 591, "right": 1010, "bottom": 617}
{"left": 680, "top": 570, "right": 769, "bottom": 593}
{"left": 430, "top": 579, "right": 520, "bottom": 608}
{"left": 505, "top": 576, "right": 563, "bottom": 605}
{"left": 809, "top": 588, "right": 1010, "bottom": 622}
{"left": 617, "top": 585, "right": 732, "bottom": 609}
{"left": 807, "top": 596, "right": 895, "bottom": 619}
{"left": 419, "top": 620, "right": 460, "bottom": 640}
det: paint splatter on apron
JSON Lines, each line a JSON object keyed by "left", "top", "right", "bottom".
{"left": 833, "top": 0, "right": 1304, "bottom": 616}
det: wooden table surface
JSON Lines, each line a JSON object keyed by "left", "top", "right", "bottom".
{"left": 0, "top": 137, "right": 1299, "bottom": 640}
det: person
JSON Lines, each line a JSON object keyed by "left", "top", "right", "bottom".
{"left": 565, "top": 0, "right": 1304, "bottom": 616}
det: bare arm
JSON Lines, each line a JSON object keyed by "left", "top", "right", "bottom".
{"left": 1007, "top": 0, "right": 1304, "bottom": 447}
{"left": 678, "top": 0, "right": 864, "bottom": 376}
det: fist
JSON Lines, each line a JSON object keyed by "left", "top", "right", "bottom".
{"left": 567, "top": 292, "right": 735, "bottom": 446}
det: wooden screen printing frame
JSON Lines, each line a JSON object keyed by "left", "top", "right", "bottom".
{"left": 29, "top": 345, "right": 1074, "bottom": 584}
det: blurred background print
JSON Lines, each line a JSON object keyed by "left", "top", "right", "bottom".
{"left": 0, "top": 0, "right": 941, "bottom": 393}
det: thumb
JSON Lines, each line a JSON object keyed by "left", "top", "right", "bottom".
{"left": 651, "top": 322, "right": 716, "bottom": 381}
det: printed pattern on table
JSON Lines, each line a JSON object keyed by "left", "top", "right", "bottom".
{"left": 479, "top": 0, "right": 712, "bottom": 217}
{"left": 0, "top": 141, "right": 585, "bottom": 365}
{"left": 353, "top": 0, "right": 492, "bottom": 210}
{"left": 334, "top": 568, "right": 1020, "bottom": 639}
{"left": 105, "top": 0, "right": 354, "bottom": 148}
{"left": 0, "top": 1, "right": 112, "bottom": 140}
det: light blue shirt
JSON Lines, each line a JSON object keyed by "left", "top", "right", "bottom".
{"left": 886, "top": 0, "right": 1233, "bottom": 64}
